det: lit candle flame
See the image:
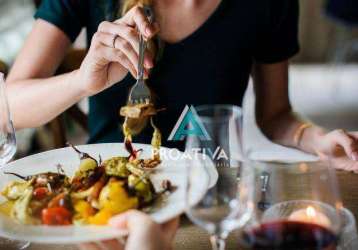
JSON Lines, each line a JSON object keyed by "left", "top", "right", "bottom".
{"left": 306, "top": 206, "right": 316, "bottom": 218}
{"left": 289, "top": 205, "right": 331, "bottom": 228}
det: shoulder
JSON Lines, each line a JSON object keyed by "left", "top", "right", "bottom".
{"left": 35, "top": 0, "right": 89, "bottom": 17}
{"left": 34, "top": 0, "right": 96, "bottom": 42}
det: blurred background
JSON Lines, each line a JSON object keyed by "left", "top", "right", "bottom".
{"left": 0, "top": 0, "right": 357, "bottom": 157}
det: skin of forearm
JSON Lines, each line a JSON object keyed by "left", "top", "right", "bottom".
{"left": 6, "top": 70, "right": 86, "bottom": 129}
{"left": 261, "top": 110, "right": 326, "bottom": 154}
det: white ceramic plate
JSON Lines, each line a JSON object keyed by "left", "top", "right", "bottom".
{"left": 0, "top": 143, "right": 212, "bottom": 244}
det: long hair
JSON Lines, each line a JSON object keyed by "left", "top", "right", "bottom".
{"left": 121, "top": 0, "right": 153, "bottom": 16}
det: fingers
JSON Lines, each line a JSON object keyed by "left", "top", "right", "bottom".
{"left": 120, "top": 6, "right": 159, "bottom": 39}
{"left": 331, "top": 130, "right": 358, "bottom": 161}
{"left": 100, "top": 46, "right": 137, "bottom": 78}
{"left": 100, "top": 239, "right": 125, "bottom": 250}
{"left": 91, "top": 32, "right": 137, "bottom": 77}
{"left": 78, "top": 243, "right": 102, "bottom": 250}
{"left": 161, "top": 217, "right": 180, "bottom": 245}
{"left": 78, "top": 239, "right": 124, "bottom": 250}
{"left": 109, "top": 211, "right": 175, "bottom": 250}
{"left": 97, "top": 21, "right": 154, "bottom": 69}
{"left": 331, "top": 157, "right": 358, "bottom": 173}
{"left": 78, "top": 243, "right": 98, "bottom": 250}
{"left": 109, "top": 210, "right": 153, "bottom": 230}
{"left": 98, "top": 22, "right": 140, "bottom": 54}
{"left": 96, "top": 32, "right": 139, "bottom": 71}
{"left": 349, "top": 132, "right": 358, "bottom": 140}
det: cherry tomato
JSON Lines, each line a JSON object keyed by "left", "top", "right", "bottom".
{"left": 41, "top": 207, "right": 72, "bottom": 225}
{"left": 33, "top": 187, "right": 48, "bottom": 200}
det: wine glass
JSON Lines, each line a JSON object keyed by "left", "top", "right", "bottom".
{"left": 185, "top": 105, "right": 254, "bottom": 250}
{"left": 0, "top": 73, "right": 16, "bottom": 167}
{"left": 0, "top": 72, "right": 30, "bottom": 249}
{"left": 238, "top": 160, "right": 343, "bottom": 250}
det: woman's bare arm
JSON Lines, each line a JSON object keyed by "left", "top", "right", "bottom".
{"left": 253, "top": 61, "right": 324, "bottom": 153}
{"left": 254, "top": 62, "right": 358, "bottom": 171}
{"left": 7, "top": 6, "right": 159, "bottom": 130}
{"left": 6, "top": 20, "right": 85, "bottom": 129}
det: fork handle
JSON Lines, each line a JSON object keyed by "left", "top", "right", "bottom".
{"left": 137, "top": 34, "right": 146, "bottom": 81}
{"left": 137, "top": 6, "right": 154, "bottom": 81}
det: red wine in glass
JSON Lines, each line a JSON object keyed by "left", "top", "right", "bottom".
{"left": 239, "top": 220, "right": 338, "bottom": 250}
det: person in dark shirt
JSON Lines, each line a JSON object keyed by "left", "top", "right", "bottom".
{"left": 5, "top": 0, "right": 358, "bottom": 172}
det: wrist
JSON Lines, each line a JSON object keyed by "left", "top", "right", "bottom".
{"left": 299, "top": 125, "right": 327, "bottom": 154}
{"left": 69, "top": 69, "right": 90, "bottom": 99}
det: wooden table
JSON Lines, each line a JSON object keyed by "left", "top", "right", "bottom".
{"left": 1, "top": 171, "right": 357, "bottom": 250}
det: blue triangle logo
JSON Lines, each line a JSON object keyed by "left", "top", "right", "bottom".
{"left": 168, "top": 105, "right": 211, "bottom": 141}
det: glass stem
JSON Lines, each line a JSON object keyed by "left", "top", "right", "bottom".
{"left": 210, "top": 234, "right": 226, "bottom": 250}
{"left": 19, "top": 241, "right": 30, "bottom": 249}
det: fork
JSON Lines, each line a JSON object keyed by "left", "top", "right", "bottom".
{"left": 127, "top": 5, "right": 154, "bottom": 105}
{"left": 258, "top": 171, "right": 271, "bottom": 211}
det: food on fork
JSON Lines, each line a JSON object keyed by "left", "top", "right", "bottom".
{"left": 120, "top": 103, "right": 157, "bottom": 119}
{"left": 120, "top": 103, "right": 162, "bottom": 163}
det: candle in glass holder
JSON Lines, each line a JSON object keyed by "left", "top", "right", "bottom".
{"left": 288, "top": 206, "right": 331, "bottom": 228}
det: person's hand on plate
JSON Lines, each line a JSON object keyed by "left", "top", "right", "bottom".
{"left": 78, "top": 210, "right": 179, "bottom": 250}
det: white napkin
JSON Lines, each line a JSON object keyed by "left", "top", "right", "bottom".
{"left": 242, "top": 81, "right": 318, "bottom": 163}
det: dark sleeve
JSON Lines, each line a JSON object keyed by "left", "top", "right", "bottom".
{"left": 253, "top": 0, "right": 300, "bottom": 64}
{"left": 326, "top": 0, "right": 358, "bottom": 25}
{"left": 34, "top": 0, "right": 88, "bottom": 42}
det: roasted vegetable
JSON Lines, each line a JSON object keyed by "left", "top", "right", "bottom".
{"left": 150, "top": 117, "right": 161, "bottom": 161}
{"left": 76, "top": 158, "right": 98, "bottom": 175}
{"left": 42, "top": 207, "right": 72, "bottom": 225}
{"left": 32, "top": 187, "right": 49, "bottom": 200}
{"left": 69, "top": 144, "right": 98, "bottom": 178}
{"left": 68, "top": 143, "right": 100, "bottom": 191}
{"left": 11, "top": 187, "right": 37, "bottom": 225}
{"left": 71, "top": 187, "right": 94, "bottom": 200}
{"left": 89, "top": 175, "right": 108, "bottom": 202}
{"left": 142, "top": 158, "right": 161, "bottom": 169}
{"left": 120, "top": 100, "right": 163, "bottom": 165}
{"left": 33, "top": 173, "right": 69, "bottom": 191}
{"left": 74, "top": 200, "right": 96, "bottom": 220}
{"left": 4, "top": 172, "right": 69, "bottom": 193}
{"left": 122, "top": 118, "right": 133, "bottom": 142}
{"left": 71, "top": 167, "right": 104, "bottom": 192}
{"left": 125, "top": 138, "right": 141, "bottom": 160}
{"left": 126, "top": 162, "right": 145, "bottom": 176}
{"left": 2, "top": 181, "right": 30, "bottom": 200}
{"left": 120, "top": 103, "right": 157, "bottom": 119}
{"left": 98, "top": 179, "right": 138, "bottom": 214}
{"left": 128, "top": 174, "right": 154, "bottom": 204}
{"left": 87, "top": 209, "right": 113, "bottom": 225}
{"left": 103, "top": 157, "right": 129, "bottom": 177}
{"left": 0, "top": 201, "right": 14, "bottom": 216}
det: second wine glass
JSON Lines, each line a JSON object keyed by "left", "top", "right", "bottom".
{"left": 238, "top": 161, "right": 343, "bottom": 250}
{"left": 0, "top": 73, "right": 16, "bottom": 167}
{"left": 0, "top": 72, "right": 30, "bottom": 249}
{"left": 185, "top": 105, "right": 254, "bottom": 250}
